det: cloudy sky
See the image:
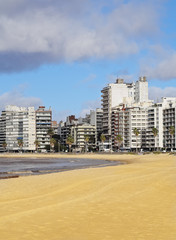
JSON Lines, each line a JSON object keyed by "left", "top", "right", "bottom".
{"left": 0, "top": 0, "right": 176, "bottom": 120}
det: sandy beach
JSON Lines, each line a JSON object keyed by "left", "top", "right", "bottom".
{"left": 0, "top": 153, "right": 175, "bottom": 240}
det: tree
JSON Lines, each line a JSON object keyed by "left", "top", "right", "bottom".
{"left": 84, "top": 135, "right": 90, "bottom": 153}
{"left": 47, "top": 128, "right": 54, "bottom": 139}
{"left": 66, "top": 135, "right": 74, "bottom": 152}
{"left": 17, "top": 139, "right": 23, "bottom": 152}
{"left": 115, "top": 134, "right": 123, "bottom": 152}
{"left": 50, "top": 138, "right": 56, "bottom": 152}
{"left": 133, "top": 128, "right": 140, "bottom": 153}
{"left": 169, "top": 126, "right": 175, "bottom": 152}
{"left": 2, "top": 141, "right": 7, "bottom": 152}
{"left": 34, "top": 139, "right": 40, "bottom": 152}
{"left": 47, "top": 128, "right": 54, "bottom": 152}
{"left": 100, "top": 134, "right": 106, "bottom": 152}
{"left": 152, "top": 127, "right": 158, "bottom": 151}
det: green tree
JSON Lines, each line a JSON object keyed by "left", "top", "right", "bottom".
{"left": 169, "top": 126, "right": 175, "bottom": 152}
{"left": 2, "top": 141, "right": 7, "bottom": 152}
{"left": 152, "top": 127, "right": 159, "bottom": 151}
{"left": 50, "top": 138, "right": 56, "bottom": 152}
{"left": 100, "top": 134, "right": 106, "bottom": 152}
{"left": 133, "top": 128, "right": 140, "bottom": 153}
{"left": 34, "top": 139, "right": 40, "bottom": 152}
{"left": 17, "top": 139, "right": 23, "bottom": 152}
{"left": 115, "top": 134, "right": 123, "bottom": 152}
{"left": 47, "top": 128, "right": 54, "bottom": 152}
{"left": 66, "top": 135, "right": 74, "bottom": 152}
{"left": 84, "top": 135, "right": 90, "bottom": 153}
{"left": 47, "top": 128, "right": 54, "bottom": 138}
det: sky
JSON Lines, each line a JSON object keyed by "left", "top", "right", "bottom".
{"left": 0, "top": 0, "right": 176, "bottom": 121}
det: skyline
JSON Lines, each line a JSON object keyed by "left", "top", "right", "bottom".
{"left": 0, "top": 0, "right": 176, "bottom": 121}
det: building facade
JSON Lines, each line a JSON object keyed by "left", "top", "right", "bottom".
{"left": 111, "top": 106, "right": 148, "bottom": 151}
{"left": 101, "top": 78, "right": 135, "bottom": 136}
{"left": 70, "top": 124, "right": 96, "bottom": 151}
{"left": 0, "top": 105, "right": 36, "bottom": 151}
{"left": 36, "top": 106, "right": 52, "bottom": 152}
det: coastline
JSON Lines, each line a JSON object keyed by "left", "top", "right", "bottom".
{"left": 0, "top": 153, "right": 175, "bottom": 239}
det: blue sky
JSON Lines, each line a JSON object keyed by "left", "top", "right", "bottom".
{"left": 0, "top": 0, "right": 176, "bottom": 121}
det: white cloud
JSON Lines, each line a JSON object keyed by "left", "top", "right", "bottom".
{"left": 149, "top": 86, "right": 176, "bottom": 102}
{"left": 80, "top": 99, "right": 101, "bottom": 117}
{"left": 52, "top": 109, "right": 71, "bottom": 122}
{"left": 145, "top": 53, "right": 176, "bottom": 81}
{"left": 0, "top": 88, "right": 42, "bottom": 111}
{"left": 140, "top": 45, "right": 176, "bottom": 81}
{"left": 0, "top": 0, "right": 162, "bottom": 72}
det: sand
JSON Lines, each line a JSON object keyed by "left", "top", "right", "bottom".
{"left": 0, "top": 153, "right": 175, "bottom": 240}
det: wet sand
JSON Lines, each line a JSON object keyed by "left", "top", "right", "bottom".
{"left": 0, "top": 153, "right": 175, "bottom": 239}
{"left": 0, "top": 157, "right": 120, "bottom": 179}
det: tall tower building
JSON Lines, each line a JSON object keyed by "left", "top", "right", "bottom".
{"left": 135, "top": 76, "right": 148, "bottom": 103}
{"left": 89, "top": 108, "right": 103, "bottom": 145}
{"left": 101, "top": 78, "right": 135, "bottom": 136}
{"left": 36, "top": 106, "right": 52, "bottom": 152}
{"left": 0, "top": 105, "right": 36, "bottom": 151}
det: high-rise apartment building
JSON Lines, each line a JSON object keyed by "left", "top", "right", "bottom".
{"left": 101, "top": 77, "right": 149, "bottom": 139}
{"left": 111, "top": 106, "right": 148, "bottom": 151}
{"left": 36, "top": 106, "right": 52, "bottom": 152}
{"left": 146, "top": 104, "right": 163, "bottom": 150}
{"left": 89, "top": 108, "right": 103, "bottom": 145}
{"left": 101, "top": 78, "right": 135, "bottom": 136}
{"left": 0, "top": 105, "right": 36, "bottom": 151}
{"left": 162, "top": 98, "right": 176, "bottom": 150}
{"left": 145, "top": 98, "right": 176, "bottom": 151}
{"left": 135, "top": 76, "right": 148, "bottom": 103}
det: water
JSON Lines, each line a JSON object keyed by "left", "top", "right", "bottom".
{"left": 0, "top": 158, "right": 122, "bottom": 179}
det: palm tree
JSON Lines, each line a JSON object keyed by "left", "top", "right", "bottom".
{"left": 133, "top": 128, "right": 140, "bottom": 153}
{"left": 84, "top": 135, "right": 90, "bottom": 153}
{"left": 2, "top": 141, "right": 7, "bottom": 152}
{"left": 152, "top": 127, "right": 158, "bottom": 151}
{"left": 115, "top": 134, "right": 123, "bottom": 152}
{"left": 66, "top": 135, "right": 74, "bottom": 152}
{"left": 47, "top": 128, "right": 54, "bottom": 138}
{"left": 47, "top": 128, "right": 54, "bottom": 151}
{"left": 17, "top": 139, "right": 23, "bottom": 152}
{"left": 100, "top": 134, "right": 106, "bottom": 152}
{"left": 34, "top": 139, "right": 40, "bottom": 152}
{"left": 50, "top": 138, "right": 56, "bottom": 152}
{"left": 169, "top": 126, "right": 175, "bottom": 152}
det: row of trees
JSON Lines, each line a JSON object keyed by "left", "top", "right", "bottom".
{"left": 65, "top": 126, "right": 175, "bottom": 153}
{"left": 1, "top": 126, "right": 175, "bottom": 152}
{"left": 129, "top": 126, "right": 175, "bottom": 152}
{"left": 99, "top": 126, "right": 175, "bottom": 153}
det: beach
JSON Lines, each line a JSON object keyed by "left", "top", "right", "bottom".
{"left": 0, "top": 153, "right": 175, "bottom": 240}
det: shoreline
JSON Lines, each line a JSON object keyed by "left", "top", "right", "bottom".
{"left": 0, "top": 156, "right": 123, "bottom": 179}
{"left": 0, "top": 153, "right": 175, "bottom": 239}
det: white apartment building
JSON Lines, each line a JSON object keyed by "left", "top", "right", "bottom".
{"left": 147, "top": 104, "right": 163, "bottom": 150}
{"left": 111, "top": 106, "right": 148, "bottom": 151}
{"left": 101, "top": 77, "right": 149, "bottom": 138}
{"left": 101, "top": 78, "right": 135, "bottom": 136}
{"left": 36, "top": 106, "right": 52, "bottom": 152}
{"left": 89, "top": 108, "right": 103, "bottom": 145}
{"left": 145, "top": 98, "right": 176, "bottom": 151}
{"left": 70, "top": 124, "right": 96, "bottom": 152}
{"left": 162, "top": 98, "right": 176, "bottom": 150}
{"left": 0, "top": 105, "right": 36, "bottom": 151}
{"left": 135, "top": 76, "right": 148, "bottom": 103}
